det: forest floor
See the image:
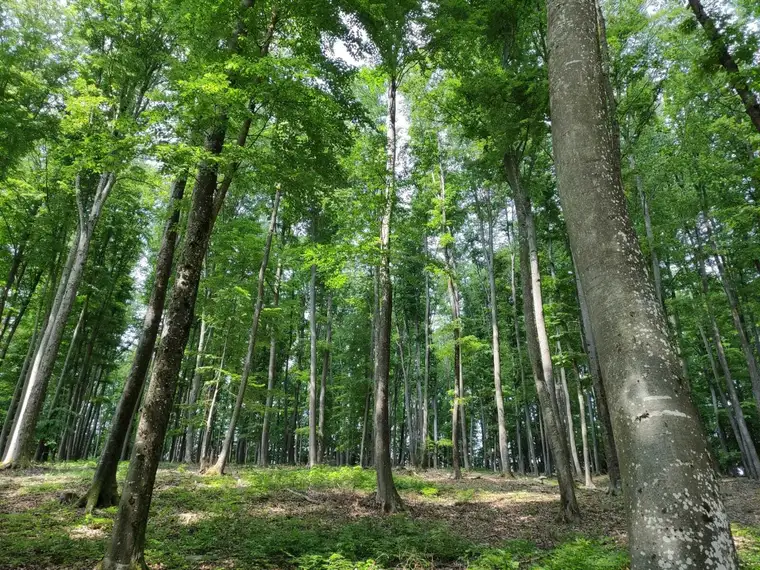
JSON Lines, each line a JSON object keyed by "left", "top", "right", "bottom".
{"left": 0, "top": 464, "right": 759, "bottom": 569}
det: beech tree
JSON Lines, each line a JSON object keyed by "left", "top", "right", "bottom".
{"left": 546, "top": 0, "right": 738, "bottom": 565}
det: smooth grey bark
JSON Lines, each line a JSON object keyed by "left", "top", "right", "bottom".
{"left": 478, "top": 191, "right": 510, "bottom": 475}
{"left": 2, "top": 173, "right": 116, "bottom": 466}
{"left": 200, "top": 332, "right": 228, "bottom": 470}
{"left": 546, "top": 0, "right": 738, "bottom": 565}
{"left": 438, "top": 157, "right": 464, "bottom": 480}
{"left": 397, "top": 322, "right": 414, "bottom": 466}
{"left": 420, "top": 267, "right": 430, "bottom": 467}
{"left": 374, "top": 74, "right": 403, "bottom": 512}
{"left": 586, "top": 391, "right": 600, "bottom": 474}
{"left": 80, "top": 176, "right": 186, "bottom": 511}
{"left": 317, "top": 293, "right": 332, "bottom": 463}
{"left": 574, "top": 255, "right": 621, "bottom": 493}
{"left": 44, "top": 297, "right": 89, "bottom": 426}
{"left": 0, "top": 293, "right": 44, "bottom": 456}
{"left": 184, "top": 306, "right": 211, "bottom": 463}
{"left": 259, "top": 260, "right": 282, "bottom": 467}
{"left": 556, "top": 340, "right": 582, "bottom": 477}
{"left": 508, "top": 168, "right": 579, "bottom": 521}
{"left": 509, "top": 233, "right": 537, "bottom": 476}
{"left": 577, "top": 380, "right": 594, "bottom": 488}
{"left": 308, "top": 259, "right": 318, "bottom": 468}
{"left": 208, "top": 188, "right": 281, "bottom": 476}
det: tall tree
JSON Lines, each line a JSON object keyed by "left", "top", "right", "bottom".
{"left": 546, "top": 0, "right": 738, "bottom": 566}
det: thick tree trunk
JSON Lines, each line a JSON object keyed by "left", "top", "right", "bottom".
{"left": 208, "top": 188, "right": 280, "bottom": 476}
{"left": 259, "top": 261, "right": 282, "bottom": 467}
{"left": 508, "top": 166, "right": 579, "bottom": 521}
{"left": 687, "top": 0, "right": 760, "bottom": 135}
{"left": 374, "top": 74, "right": 403, "bottom": 513}
{"left": 80, "top": 177, "right": 186, "bottom": 511}
{"left": 546, "top": 0, "right": 738, "bottom": 564}
{"left": 101, "top": 121, "right": 227, "bottom": 569}
{"left": 2, "top": 173, "right": 115, "bottom": 466}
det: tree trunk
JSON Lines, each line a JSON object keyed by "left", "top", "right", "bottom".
{"left": 700, "top": 309, "right": 760, "bottom": 479}
{"left": 508, "top": 166, "right": 579, "bottom": 521}
{"left": 709, "top": 382, "right": 729, "bottom": 460}
{"left": 577, "top": 380, "right": 594, "bottom": 488}
{"left": 586, "top": 390, "right": 600, "bottom": 474}
{"left": 438, "top": 150, "right": 467, "bottom": 478}
{"left": 208, "top": 188, "right": 280, "bottom": 476}
{"left": 630, "top": 154, "right": 664, "bottom": 310}
{"left": 374, "top": 74, "right": 403, "bottom": 513}
{"left": 574, "top": 255, "right": 621, "bottom": 493}
{"left": 557, "top": 340, "right": 582, "bottom": 477}
{"left": 317, "top": 293, "right": 332, "bottom": 463}
{"left": 546, "top": 0, "right": 738, "bottom": 564}
{"left": 200, "top": 333, "right": 229, "bottom": 470}
{"left": 80, "top": 177, "right": 186, "bottom": 510}
{"left": 3, "top": 173, "right": 115, "bottom": 466}
{"left": 699, "top": 322, "right": 747, "bottom": 469}
{"left": 511, "top": 241, "right": 537, "bottom": 477}
{"left": 259, "top": 260, "right": 282, "bottom": 467}
{"left": 184, "top": 306, "right": 211, "bottom": 463}
{"left": 687, "top": 0, "right": 760, "bottom": 135}
{"left": 483, "top": 194, "right": 510, "bottom": 475}
{"left": 308, "top": 258, "right": 318, "bottom": 468}
{"left": 0, "top": 294, "right": 44, "bottom": 456}
{"left": 101, "top": 119, "right": 228, "bottom": 569}
{"left": 420, "top": 267, "right": 430, "bottom": 467}
{"left": 709, "top": 240, "right": 760, "bottom": 417}
{"left": 0, "top": 268, "right": 42, "bottom": 364}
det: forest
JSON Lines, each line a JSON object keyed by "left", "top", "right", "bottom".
{"left": 1, "top": 0, "right": 759, "bottom": 568}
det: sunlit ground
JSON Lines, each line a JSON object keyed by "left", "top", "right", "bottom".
{"left": 1, "top": 463, "right": 758, "bottom": 569}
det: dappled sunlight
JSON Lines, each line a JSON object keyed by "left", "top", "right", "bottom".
{"left": 68, "top": 524, "right": 107, "bottom": 540}
{"left": 177, "top": 511, "right": 217, "bottom": 526}
{"left": 1, "top": 464, "right": 759, "bottom": 568}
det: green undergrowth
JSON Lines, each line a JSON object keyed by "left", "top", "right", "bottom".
{"left": 0, "top": 464, "right": 757, "bottom": 569}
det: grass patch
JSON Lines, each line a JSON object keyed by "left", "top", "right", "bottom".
{"left": 0, "top": 464, "right": 758, "bottom": 569}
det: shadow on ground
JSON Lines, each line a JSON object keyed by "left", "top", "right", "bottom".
{"left": 0, "top": 464, "right": 757, "bottom": 569}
